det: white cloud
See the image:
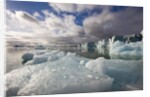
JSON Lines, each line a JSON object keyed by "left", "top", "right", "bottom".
{"left": 15, "top": 11, "right": 39, "bottom": 24}
{"left": 49, "top": 2, "right": 97, "bottom": 13}
{"left": 6, "top": 10, "right": 84, "bottom": 46}
{"left": 49, "top": 3, "right": 76, "bottom": 12}
{"left": 6, "top": 10, "right": 51, "bottom": 45}
{"left": 33, "top": 12, "right": 42, "bottom": 19}
{"left": 41, "top": 10, "right": 84, "bottom": 37}
{"left": 6, "top": 10, "right": 40, "bottom": 33}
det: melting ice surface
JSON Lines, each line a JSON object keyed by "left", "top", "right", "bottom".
{"left": 6, "top": 49, "right": 143, "bottom": 96}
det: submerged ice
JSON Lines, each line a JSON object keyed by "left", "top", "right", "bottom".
{"left": 6, "top": 49, "right": 143, "bottom": 96}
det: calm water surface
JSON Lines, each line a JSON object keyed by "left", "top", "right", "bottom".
{"left": 6, "top": 46, "right": 109, "bottom": 73}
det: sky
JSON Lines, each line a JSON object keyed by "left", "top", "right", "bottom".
{"left": 6, "top": 0, "right": 143, "bottom": 46}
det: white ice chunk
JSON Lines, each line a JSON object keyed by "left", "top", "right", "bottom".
{"left": 85, "top": 57, "right": 143, "bottom": 90}
{"left": 32, "top": 54, "right": 49, "bottom": 64}
{"left": 85, "top": 57, "right": 105, "bottom": 73}
{"left": 56, "top": 51, "right": 65, "bottom": 58}
{"left": 66, "top": 52, "right": 76, "bottom": 56}
{"left": 31, "top": 50, "right": 64, "bottom": 64}
{"left": 80, "top": 60, "right": 85, "bottom": 65}
{"left": 6, "top": 50, "right": 142, "bottom": 96}
{"left": 47, "top": 55, "right": 58, "bottom": 61}
{"left": 109, "top": 41, "right": 143, "bottom": 60}
{"left": 24, "top": 60, "right": 33, "bottom": 65}
{"left": 87, "top": 74, "right": 93, "bottom": 79}
{"left": 96, "top": 40, "right": 108, "bottom": 55}
{"left": 6, "top": 51, "right": 113, "bottom": 96}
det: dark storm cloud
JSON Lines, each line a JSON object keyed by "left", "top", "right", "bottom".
{"left": 83, "top": 7, "right": 143, "bottom": 39}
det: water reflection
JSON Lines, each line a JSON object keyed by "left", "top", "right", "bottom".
{"left": 6, "top": 47, "right": 30, "bottom": 73}
{"left": 6, "top": 46, "right": 110, "bottom": 73}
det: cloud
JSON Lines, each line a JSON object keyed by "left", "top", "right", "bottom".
{"left": 49, "top": 3, "right": 97, "bottom": 13}
{"left": 33, "top": 12, "right": 41, "bottom": 18}
{"left": 15, "top": 11, "right": 39, "bottom": 24}
{"left": 6, "top": 10, "right": 52, "bottom": 45}
{"left": 83, "top": 7, "right": 143, "bottom": 39}
{"left": 42, "top": 10, "right": 84, "bottom": 37}
{"left": 6, "top": 3, "right": 143, "bottom": 46}
{"left": 6, "top": 10, "right": 40, "bottom": 33}
{"left": 6, "top": 9, "right": 85, "bottom": 45}
{"left": 49, "top": 3, "right": 76, "bottom": 12}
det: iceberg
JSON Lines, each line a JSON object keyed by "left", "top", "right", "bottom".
{"left": 94, "top": 34, "right": 143, "bottom": 60}
{"left": 109, "top": 41, "right": 143, "bottom": 60}
{"left": 6, "top": 51, "right": 114, "bottom": 96}
{"left": 81, "top": 43, "right": 88, "bottom": 52}
{"left": 96, "top": 40, "right": 109, "bottom": 55}
{"left": 80, "top": 33, "right": 143, "bottom": 60}
{"left": 22, "top": 53, "right": 34, "bottom": 64}
{"left": 85, "top": 57, "right": 143, "bottom": 90}
{"left": 81, "top": 42, "right": 96, "bottom": 52}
